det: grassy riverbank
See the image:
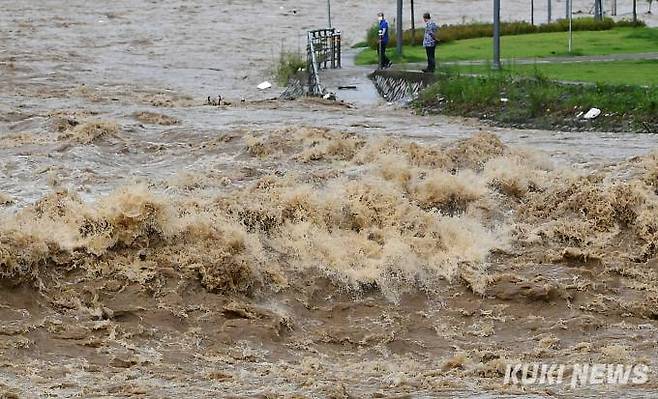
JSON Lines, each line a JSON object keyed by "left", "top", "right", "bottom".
{"left": 448, "top": 60, "right": 658, "bottom": 86}
{"left": 414, "top": 72, "right": 658, "bottom": 132}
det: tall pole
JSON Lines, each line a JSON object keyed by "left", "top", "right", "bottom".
{"left": 531, "top": 0, "right": 535, "bottom": 25}
{"left": 493, "top": 0, "right": 501, "bottom": 70}
{"left": 567, "top": 0, "right": 573, "bottom": 54}
{"left": 411, "top": 0, "right": 416, "bottom": 45}
{"left": 566, "top": 0, "right": 569, "bottom": 19}
{"left": 599, "top": 0, "right": 605, "bottom": 21}
{"left": 612, "top": 0, "right": 617, "bottom": 16}
{"left": 633, "top": 0, "right": 638, "bottom": 23}
{"left": 396, "top": 0, "right": 403, "bottom": 56}
{"left": 327, "top": 0, "right": 332, "bottom": 28}
{"left": 547, "top": 0, "right": 552, "bottom": 23}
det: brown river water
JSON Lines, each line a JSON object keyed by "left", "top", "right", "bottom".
{"left": 2, "top": 1, "right": 658, "bottom": 398}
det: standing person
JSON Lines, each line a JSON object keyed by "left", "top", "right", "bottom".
{"left": 422, "top": 12, "right": 438, "bottom": 73}
{"left": 377, "top": 12, "right": 392, "bottom": 69}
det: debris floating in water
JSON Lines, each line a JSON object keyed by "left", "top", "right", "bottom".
{"left": 583, "top": 107, "right": 602, "bottom": 120}
{"left": 257, "top": 81, "right": 272, "bottom": 90}
{"left": 207, "top": 95, "right": 223, "bottom": 106}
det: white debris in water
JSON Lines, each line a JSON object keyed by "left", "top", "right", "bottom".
{"left": 257, "top": 81, "right": 272, "bottom": 90}
{"left": 583, "top": 108, "right": 601, "bottom": 120}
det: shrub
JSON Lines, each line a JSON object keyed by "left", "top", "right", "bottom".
{"left": 367, "top": 17, "right": 645, "bottom": 49}
{"left": 366, "top": 23, "right": 426, "bottom": 50}
{"left": 274, "top": 52, "right": 306, "bottom": 85}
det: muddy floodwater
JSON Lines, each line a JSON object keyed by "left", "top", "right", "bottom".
{"left": 2, "top": 1, "right": 658, "bottom": 398}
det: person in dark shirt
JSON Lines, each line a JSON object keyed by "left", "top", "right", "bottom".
{"left": 422, "top": 12, "right": 438, "bottom": 73}
{"left": 377, "top": 12, "right": 392, "bottom": 69}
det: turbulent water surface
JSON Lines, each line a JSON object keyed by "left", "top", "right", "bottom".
{"left": 2, "top": 1, "right": 658, "bottom": 398}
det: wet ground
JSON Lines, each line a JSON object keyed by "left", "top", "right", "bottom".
{"left": 2, "top": 1, "right": 658, "bottom": 398}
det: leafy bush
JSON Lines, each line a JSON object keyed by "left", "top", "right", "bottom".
{"left": 351, "top": 41, "right": 370, "bottom": 48}
{"left": 367, "top": 17, "right": 645, "bottom": 49}
{"left": 274, "top": 52, "right": 306, "bottom": 85}
{"left": 366, "top": 23, "right": 426, "bottom": 49}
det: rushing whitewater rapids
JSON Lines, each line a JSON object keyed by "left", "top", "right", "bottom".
{"left": 2, "top": 1, "right": 658, "bottom": 398}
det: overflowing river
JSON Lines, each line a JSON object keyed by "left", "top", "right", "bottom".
{"left": 1, "top": 1, "right": 658, "bottom": 398}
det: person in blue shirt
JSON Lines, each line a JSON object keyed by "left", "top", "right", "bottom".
{"left": 422, "top": 12, "right": 438, "bottom": 73}
{"left": 377, "top": 12, "right": 392, "bottom": 69}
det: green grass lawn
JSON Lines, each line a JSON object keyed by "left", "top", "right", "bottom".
{"left": 415, "top": 71, "right": 658, "bottom": 132}
{"left": 448, "top": 60, "right": 658, "bottom": 86}
{"left": 355, "top": 27, "right": 658, "bottom": 65}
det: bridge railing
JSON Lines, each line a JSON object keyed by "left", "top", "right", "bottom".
{"left": 306, "top": 28, "right": 341, "bottom": 96}
{"left": 308, "top": 28, "right": 342, "bottom": 70}
{"left": 306, "top": 32, "right": 323, "bottom": 96}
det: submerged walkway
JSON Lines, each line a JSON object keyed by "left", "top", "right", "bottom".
{"left": 318, "top": 49, "right": 383, "bottom": 105}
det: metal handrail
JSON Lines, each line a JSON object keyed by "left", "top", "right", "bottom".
{"left": 307, "top": 32, "right": 323, "bottom": 96}
{"left": 306, "top": 28, "right": 341, "bottom": 96}
{"left": 308, "top": 28, "right": 341, "bottom": 70}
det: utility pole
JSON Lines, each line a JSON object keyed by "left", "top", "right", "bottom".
{"left": 612, "top": 0, "right": 617, "bottom": 16}
{"left": 411, "top": 0, "right": 416, "bottom": 45}
{"left": 396, "top": 0, "right": 403, "bottom": 56}
{"left": 493, "top": 0, "right": 501, "bottom": 69}
{"left": 567, "top": 0, "right": 573, "bottom": 54}
{"left": 327, "top": 0, "right": 332, "bottom": 27}
{"left": 548, "top": 0, "right": 552, "bottom": 23}
{"left": 531, "top": 0, "right": 535, "bottom": 25}
{"left": 633, "top": 0, "right": 638, "bottom": 23}
{"left": 599, "top": 0, "right": 603, "bottom": 19}
{"left": 595, "top": 0, "right": 603, "bottom": 20}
